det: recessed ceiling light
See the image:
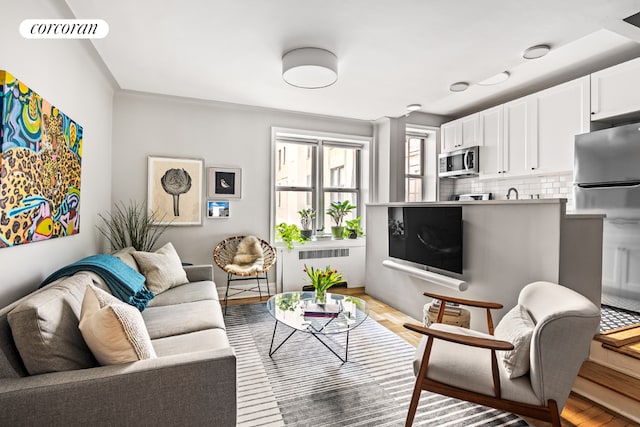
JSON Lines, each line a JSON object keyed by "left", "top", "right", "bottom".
{"left": 449, "top": 82, "right": 469, "bottom": 92}
{"left": 478, "top": 71, "right": 510, "bottom": 86}
{"left": 406, "top": 104, "right": 422, "bottom": 111}
{"left": 522, "top": 44, "right": 551, "bottom": 60}
{"left": 282, "top": 47, "right": 338, "bottom": 89}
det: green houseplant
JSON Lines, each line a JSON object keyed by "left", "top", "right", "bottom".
{"left": 344, "top": 216, "right": 364, "bottom": 239}
{"left": 303, "top": 264, "right": 344, "bottom": 302}
{"left": 326, "top": 200, "right": 356, "bottom": 240}
{"left": 97, "top": 200, "right": 170, "bottom": 252}
{"left": 275, "top": 222, "right": 306, "bottom": 250}
{"left": 297, "top": 208, "right": 316, "bottom": 239}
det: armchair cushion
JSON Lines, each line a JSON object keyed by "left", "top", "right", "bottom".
{"left": 494, "top": 304, "right": 535, "bottom": 379}
{"left": 414, "top": 323, "right": 541, "bottom": 406}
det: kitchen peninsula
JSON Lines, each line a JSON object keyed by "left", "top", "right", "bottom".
{"left": 365, "top": 199, "right": 603, "bottom": 331}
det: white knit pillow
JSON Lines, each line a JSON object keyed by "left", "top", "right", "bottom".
{"left": 79, "top": 284, "right": 156, "bottom": 365}
{"left": 494, "top": 304, "right": 535, "bottom": 379}
{"left": 131, "top": 242, "right": 188, "bottom": 294}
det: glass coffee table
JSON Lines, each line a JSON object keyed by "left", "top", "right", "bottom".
{"left": 266, "top": 291, "right": 368, "bottom": 362}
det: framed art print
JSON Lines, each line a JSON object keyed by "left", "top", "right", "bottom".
{"left": 148, "top": 156, "right": 203, "bottom": 225}
{"left": 207, "top": 167, "right": 241, "bottom": 199}
{"left": 207, "top": 200, "right": 230, "bottom": 218}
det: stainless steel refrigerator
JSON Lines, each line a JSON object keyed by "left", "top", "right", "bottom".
{"left": 574, "top": 121, "right": 640, "bottom": 312}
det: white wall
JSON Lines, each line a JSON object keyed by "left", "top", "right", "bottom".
{"left": 112, "top": 92, "right": 372, "bottom": 287}
{"left": 0, "top": 0, "right": 115, "bottom": 307}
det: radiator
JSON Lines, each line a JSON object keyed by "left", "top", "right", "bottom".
{"left": 277, "top": 242, "right": 366, "bottom": 292}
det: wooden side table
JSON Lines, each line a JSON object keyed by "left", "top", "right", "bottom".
{"left": 423, "top": 304, "right": 471, "bottom": 328}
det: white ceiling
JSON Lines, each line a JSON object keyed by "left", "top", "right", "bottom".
{"left": 65, "top": 0, "right": 640, "bottom": 121}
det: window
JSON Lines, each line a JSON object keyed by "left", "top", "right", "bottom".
{"left": 273, "top": 131, "right": 366, "bottom": 235}
{"left": 405, "top": 135, "right": 424, "bottom": 202}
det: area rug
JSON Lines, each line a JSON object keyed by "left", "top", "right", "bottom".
{"left": 225, "top": 303, "right": 529, "bottom": 427}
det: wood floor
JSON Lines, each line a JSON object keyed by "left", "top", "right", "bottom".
{"left": 226, "top": 288, "right": 639, "bottom": 427}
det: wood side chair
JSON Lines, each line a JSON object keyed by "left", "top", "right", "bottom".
{"left": 403, "top": 281, "right": 601, "bottom": 427}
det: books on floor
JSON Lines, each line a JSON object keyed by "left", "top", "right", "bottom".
{"left": 304, "top": 303, "right": 341, "bottom": 318}
{"left": 429, "top": 300, "right": 462, "bottom": 316}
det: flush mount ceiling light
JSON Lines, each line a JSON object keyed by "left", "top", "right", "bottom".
{"left": 478, "top": 71, "right": 510, "bottom": 86}
{"left": 406, "top": 103, "right": 422, "bottom": 111}
{"left": 449, "top": 82, "right": 469, "bottom": 92}
{"left": 522, "top": 44, "right": 551, "bottom": 60}
{"left": 282, "top": 47, "right": 338, "bottom": 89}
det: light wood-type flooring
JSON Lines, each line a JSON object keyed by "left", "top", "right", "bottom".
{"left": 227, "top": 288, "right": 639, "bottom": 427}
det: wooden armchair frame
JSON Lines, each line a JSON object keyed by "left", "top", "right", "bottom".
{"left": 404, "top": 292, "right": 562, "bottom": 427}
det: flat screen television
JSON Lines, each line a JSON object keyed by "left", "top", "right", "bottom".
{"left": 388, "top": 206, "right": 463, "bottom": 274}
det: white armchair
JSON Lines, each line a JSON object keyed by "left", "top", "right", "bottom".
{"left": 404, "top": 281, "right": 600, "bottom": 426}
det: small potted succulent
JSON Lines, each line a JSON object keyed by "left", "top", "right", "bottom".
{"left": 326, "top": 200, "right": 356, "bottom": 240}
{"left": 297, "top": 208, "right": 316, "bottom": 239}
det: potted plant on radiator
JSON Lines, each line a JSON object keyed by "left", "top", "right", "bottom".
{"left": 326, "top": 200, "right": 356, "bottom": 240}
{"left": 297, "top": 208, "right": 315, "bottom": 239}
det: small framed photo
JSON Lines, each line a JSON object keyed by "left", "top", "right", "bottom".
{"left": 207, "top": 200, "right": 230, "bottom": 218}
{"left": 207, "top": 167, "right": 241, "bottom": 199}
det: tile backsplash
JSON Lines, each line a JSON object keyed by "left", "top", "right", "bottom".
{"left": 439, "top": 172, "right": 574, "bottom": 209}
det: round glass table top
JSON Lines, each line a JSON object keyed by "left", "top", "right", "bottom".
{"left": 266, "top": 291, "right": 368, "bottom": 334}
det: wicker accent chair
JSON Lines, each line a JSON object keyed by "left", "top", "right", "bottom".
{"left": 213, "top": 236, "right": 277, "bottom": 314}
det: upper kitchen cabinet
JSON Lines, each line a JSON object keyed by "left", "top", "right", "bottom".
{"left": 478, "top": 105, "right": 504, "bottom": 179}
{"left": 591, "top": 56, "right": 640, "bottom": 122}
{"left": 535, "top": 76, "right": 590, "bottom": 174}
{"left": 441, "top": 113, "right": 480, "bottom": 153}
{"left": 502, "top": 95, "right": 537, "bottom": 177}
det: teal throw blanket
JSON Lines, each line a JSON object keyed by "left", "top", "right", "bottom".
{"left": 40, "top": 254, "right": 154, "bottom": 311}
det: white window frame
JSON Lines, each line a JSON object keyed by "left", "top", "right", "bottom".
{"left": 271, "top": 127, "right": 371, "bottom": 241}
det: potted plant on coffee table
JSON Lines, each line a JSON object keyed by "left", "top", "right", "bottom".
{"left": 297, "top": 208, "right": 315, "bottom": 240}
{"left": 326, "top": 200, "right": 356, "bottom": 240}
{"left": 303, "top": 264, "right": 344, "bottom": 303}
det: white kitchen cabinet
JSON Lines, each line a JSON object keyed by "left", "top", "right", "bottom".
{"left": 502, "top": 95, "right": 537, "bottom": 177}
{"left": 591, "top": 56, "right": 640, "bottom": 121}
{"left": 440, "top": 113, "right": 480, "bottom": 153}
{"left": 478, "top": 105, "right": 503, "bottom": 179}
{"left": 602, "top": 220, "right": 640, "bottom": 300}
{"left": 535, "top": 76, "right": 590, "bottom": 174}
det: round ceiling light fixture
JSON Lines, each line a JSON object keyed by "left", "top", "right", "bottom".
{"left": 478, "top": 71, "right": 511, "bottom": 86}
{"left": 522, "top": 44, "right": 551, "bottom": 60}
{"left": 449, "top": 82, "right": 470, "bottom": 92}
{"left": 282, "top": 47, "right": 338, "bottom": 89}
{"left": 406, "top": 103, "right": 422, "bottom": 112}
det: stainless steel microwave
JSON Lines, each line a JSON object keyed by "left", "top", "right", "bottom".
{"left": 438, "top": 146, "right": 479, "bottom": 178}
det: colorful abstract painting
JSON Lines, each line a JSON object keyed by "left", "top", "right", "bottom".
{"left": 0, "top": 70, "right": 83, "bottom": 247}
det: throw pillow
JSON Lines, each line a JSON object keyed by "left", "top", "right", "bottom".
{"left": 494, "top": 304, "right": 536, "bottom": 379}
{"left": 112, "top": 246, "right": 140, "bottom": 272}
{"left": 131, "top": 242, "right": 188, "bottom": 294}
{"left": 79, "top": 284, "right": 156, "bottom": 365}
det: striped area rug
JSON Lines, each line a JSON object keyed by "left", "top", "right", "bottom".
{"left": 225, "top": 303, "right": 529, "bottom": 427}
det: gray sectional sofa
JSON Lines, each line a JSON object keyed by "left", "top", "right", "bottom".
{"left": 0, "top": 261, "right": 236, "bottom": 426}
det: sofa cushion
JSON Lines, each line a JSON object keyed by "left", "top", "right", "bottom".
{"left": 147, "top": 281, "right": 219, "bottom": 307}
{"left": 494, "top": 304, "right": 535, "bottom": 379}
{"left": 143, "top": 300, "right": 226, "bottom": 339}
{"left": 132, "top": 242, "right": 188, "bottom": 294}
{"left": 79, "top": 284, "right": 156, "bottom": 365}
{"left": 152, "top": 329, "right": 230, "bottom": 357}
{"left": 112, "top": 246, "right": 140, "bottom": 272}
{"left": 7, "top": 274, "right": 97, "bottom": 375}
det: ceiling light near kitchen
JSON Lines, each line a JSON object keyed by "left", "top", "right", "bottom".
{"left": 522, "top": 44, "right": 551, "bottom": 59}
{"left": 406, "top": 104, "right": 422, "bottom": 111}
{"left": 449, "top": 82, "right": 469, "bottom": 92}
{"left": 477, "top": 71, "right": 510, "bottom": 86}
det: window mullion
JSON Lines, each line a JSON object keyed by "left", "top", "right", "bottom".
{"left": 316, "top": 143, "right": 323, "bottom": 232}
